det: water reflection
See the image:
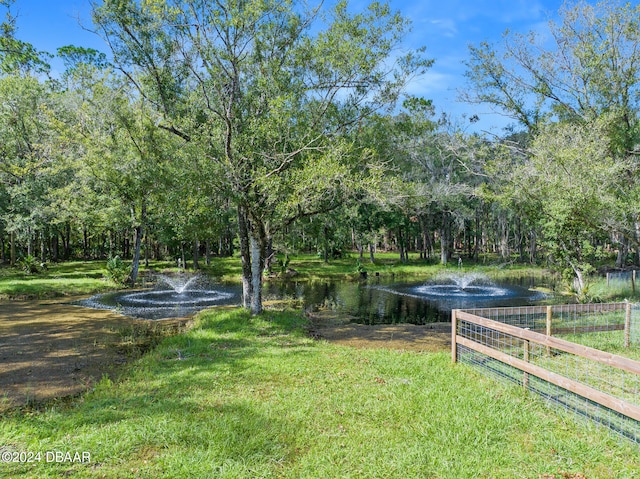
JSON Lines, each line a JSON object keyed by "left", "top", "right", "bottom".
{"left": 264, "top": 275, "right": 550, "bottom": 325}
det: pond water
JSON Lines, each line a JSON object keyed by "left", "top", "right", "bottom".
{"left": 77, "top": 273, "right": 553, "bottom": 323}
{"left": 264, "top": 274, "right": 551, "bottom": 325}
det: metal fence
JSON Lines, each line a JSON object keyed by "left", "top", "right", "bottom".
{"left": 606, "top": 270, "right": 639, "bottom": 293}
{"left": 452, "top": 304, "right": 640, "bottom": 444}
{"left": 461, "top": 303, "right": 640, "bottom": 348}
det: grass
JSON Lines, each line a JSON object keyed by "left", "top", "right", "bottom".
{"left": 0, "top": 261, "right": 119, "bottom": 299}
{"left": 1, "top": 308, "right": 638, "bottom": 478}
{"left": 262, "top": 252, "right": 558, "bottom": 286}
{"left": 0, "top": 258, "right": 239, "bottom": 299}
{"left": 560, "top": 330, "right": 640, "bottom": 361}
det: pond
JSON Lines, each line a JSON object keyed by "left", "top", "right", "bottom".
{"left": 264, "top": 273, "right": 551, "bottom": 325}
{"left": 77, "top": 272, "right": 554, "bottom": 323}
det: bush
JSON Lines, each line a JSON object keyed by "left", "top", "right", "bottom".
{"left": 18, "top": 255, "right": 40, "bottom": 274}
{"left": 104, "top": 256, "right": 131, "bottom": 285}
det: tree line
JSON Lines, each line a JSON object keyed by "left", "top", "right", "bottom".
{"left": 2, "top": 0, "right": 640, "bottom": 310}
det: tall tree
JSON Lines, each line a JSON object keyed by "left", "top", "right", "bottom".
{"left": 464, "top": 0, "right": 640, "bottom": 286}
{"left": 92, "top": 0, "right": 429, "bottom": 314}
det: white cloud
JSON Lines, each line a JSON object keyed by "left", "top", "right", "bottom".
{"left": 429, "top": 19, "right": 458, "bottom": 38}
{"left": 406, "top": 70, "right": 456, "bottom": 97}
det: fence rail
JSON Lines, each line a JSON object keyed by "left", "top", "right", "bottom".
{"left": 452, "top": 305, "right": 640, "bottom": 443}
{"left": 461, "top": 302, "right": 636, "bottom": 347}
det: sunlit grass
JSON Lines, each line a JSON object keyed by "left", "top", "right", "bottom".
{"left": 1, "top": 308, "right": 637, "bottom": 478}
{"left": 0, "top": 261, "right": 118, "bottom": 298}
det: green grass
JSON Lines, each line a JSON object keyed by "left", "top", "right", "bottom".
{"left": 0, "top": 261, "right": 119, "bottom": 299}
{"left": 560, "top": 330, "right": 640, "bottom": 361}
{"left": 267, "top": 252, "right": 555, "bottom": 283}
{"left": 1, "top": 309, "right": 638, "bottom": 478}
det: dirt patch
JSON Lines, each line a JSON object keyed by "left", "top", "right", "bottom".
{"left": 306, "top": 309, "right": 451, "bottom": 352}
{"left": 0, "top": 298, "right": 189, "bottom": 411}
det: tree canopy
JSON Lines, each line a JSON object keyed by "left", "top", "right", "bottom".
{"left": 2, "top": 0, "right": 640, "bottom": 305}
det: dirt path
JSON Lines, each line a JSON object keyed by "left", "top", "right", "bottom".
{"left": 306, "top": 309, "right": 451, "bottom": 352}
{"left": 0, "top": 298, "right": 188, "bottom": 411}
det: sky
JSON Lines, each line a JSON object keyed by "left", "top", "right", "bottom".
{"left": 4, "top": 0, "right": 618, "bottom": 134}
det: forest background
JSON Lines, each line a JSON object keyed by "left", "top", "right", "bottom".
{"left": 2, "top": 0, "right": 640, "bottom": 312}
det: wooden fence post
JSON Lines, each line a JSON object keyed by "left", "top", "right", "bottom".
{"left": 625, "top": 301, "right": 631, "bottom": 349}
{"left": 523, "top": 339, "right": 530, "bottom": 390}
{"left": 607, "top": 272, "right": 610, "bottom": 287}
{"left": 546, "top": 305, "right": 553, "bottom": 356}
{"left": 633, "top": 271, "right": 637, "bottom": 295}
{"left": 452, "top": 309, "right": 458, "bottom": 364}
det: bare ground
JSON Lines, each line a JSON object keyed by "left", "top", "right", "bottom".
{"left": 306, "top": 309, "right": 451, "bottom": 352}
{"left": 0, "top": 300, "right": 449, "bottom": 411}
{"left": 0, "top": 298, "right": 190, "bottom": 411}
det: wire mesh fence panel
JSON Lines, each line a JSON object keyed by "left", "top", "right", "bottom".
{"left": 457, "top": 344, "right": 640, "bottom": 443}
{"left": 465, "top": 303, "right": 639, "bottom": 350}
{"left": 607, "top": 270, "right": 639, "bottom": 287}
{"left": 454, "top": 306, "right": 640, "bottom": 445}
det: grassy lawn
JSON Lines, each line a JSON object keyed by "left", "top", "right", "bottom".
{"left": 0, "top": 261, "right": 119, "bottom": 299}
{"left": 1, "top": 308, "right": 638, "bottom": 478}
{"left": 270, "top": 252, "right": 554, "bottom": 282}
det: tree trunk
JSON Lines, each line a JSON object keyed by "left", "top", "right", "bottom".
{"left": 128, "top": 202, "right": 146, "bottom": 287}
{"left": 440, "top": 212, "right": 450, "bottom": 265}
{"left": 616, "top": 233, "right": 628, "bottom": 268}
{"left": 529, "top": 230, "right": 537, "bottom": 264}
{"left": 27, "top": 226, "right": 32, "bottom": 257}
{"left": 64, "top": 223, "right": 71, "bottom": 260}
{"left": 129, "top": 224, "right": 143, "bottom": 286}
{"left": 40, "top": 230, "right": 46, "bottom": 263}
{"left": 108, "top": 230, "right": 114, "bottom": 258}
{"left": 144, "top": 232, "right": 150, "bottom": 267}
{"left": 193, "top": 238, "right": 200, "bottom": 269}
{"left": 52, "top": 232, "right": 59, "bottom": 262}
{"left": 323, "top": 226, "right": 329, "bottom": 263}
{"left": 499, "top": 217, "right": 510, "bottom": 260}
{"left": 237, "top": 206, "right": 253, "bottom": 309}
{"left": 398, "top": 228, "right": 407, "bottom": 263}
{"left": 250, "top": 232, "right": 265, "bottom": 315}
{"left": 10, "top": 230, "right": 16, "bottom": 266}
{"left": 83, "top": 227, "right": 89, "bottom": 259}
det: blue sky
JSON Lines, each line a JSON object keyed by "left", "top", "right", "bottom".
{"left": 5, "top": 0, "right": 619, "bottom": 133}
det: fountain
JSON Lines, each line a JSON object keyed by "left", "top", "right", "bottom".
{"left": 412, "top": 273, "right": 514, "bottom": 299}
{"left": 76, "top": 273, "right": 239, "bottom": 320}
{"left": 366, "top": 272, "right": 546, "bottom": 321}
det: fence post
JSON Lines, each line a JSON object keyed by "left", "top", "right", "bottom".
{"left": 546, "top": 305, "right": 553, "bottom": 356}
{"left": 625, "top": 301, "right": 631, "bottom": 349}
{"left": 607, "top": 272, "right": 610, "bottom": 287}
{"left": 633, "top": 271, "right": 637, "bottom": 295}
{"left": 523, "top": 338, "right": 530, "bottom": 390}
{"left": 452, "top": 309, "right": 458, "bottom": 364}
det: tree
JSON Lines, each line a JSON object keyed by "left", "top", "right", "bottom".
{"left": 92, "top": 0, "right": 429, "bottom": 314}
{"left": 464, "top": 0, "right": 640, "bottom": 285}
{"left": 464, "top": 1, "right": 640, "bottom": 144}
{"left": 524, "top": 120, "right": 623, "bottom": 296}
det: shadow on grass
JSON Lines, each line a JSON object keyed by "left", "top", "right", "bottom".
{"left": 1, "top": 308, "right": 312, "bottom": 477}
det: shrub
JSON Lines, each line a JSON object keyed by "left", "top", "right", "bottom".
{"left": 104, "top": 256, "right": 131, "bottom": 285}
{"left": 18, "top": 255, "right": 40, "bottom": 274}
